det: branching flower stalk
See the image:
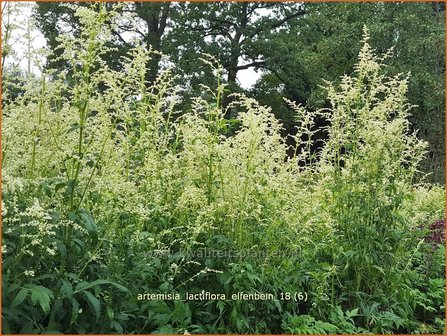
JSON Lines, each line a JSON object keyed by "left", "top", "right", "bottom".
{"left": 29, "top": 76, "right": 45, "bottom": 178}
{"left": 59, "top": 3, "right": 116, "bottom": 268}
{"left": 2, "top": 10, "right": 444, "bottom": 333}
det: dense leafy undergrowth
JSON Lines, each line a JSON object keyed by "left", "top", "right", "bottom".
{"left": 2, "top": 6, "right": 445, "bottom": 334}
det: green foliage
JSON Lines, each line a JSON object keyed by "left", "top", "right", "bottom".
{"left": 282, "top": 309, "right": 371, "bottom": 335}
{"left": 2, "top": 5, "right": 445, "bottom": 335}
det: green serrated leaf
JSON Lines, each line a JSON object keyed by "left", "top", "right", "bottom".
{"left": 82, "top": 290, "right": 101, "bottom": 320}
{"left": 30, "top": 285, "right": 53, "bottom": 314}
{"left": 171, "top": 300, "right": 191, "bottom": 324}
{"left": 347, "top": 308, "right": 359, "bottom": 318}
{"left": 11, "top": 288, "right": 29, "bottom": 308}
{"left": 153, "top": 325, "right": 175, "bottom": 334}
{"left": 60, "top": 279, "right": 73, "bottom": 300}
{"left": 78, "top": 211, "right": 98, "bottom": 236}
{"left": 111, "top": 320, "right": 123, "bottom": 333}
{"left": 71, "top": 299, "right": 79, "bottom": 325}
{"left": 216, "top": 299, "right": 225, "bottom": 314}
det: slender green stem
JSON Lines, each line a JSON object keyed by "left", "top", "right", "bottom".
{"left": 77, "top": 127, "right": 112, "bottom": 208}
{"left": 30, "top": 76, "right": 46, "bottom": 178}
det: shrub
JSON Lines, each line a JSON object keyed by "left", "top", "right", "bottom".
{"left": 2, "top": 6, "right": 444, "bottom": 334}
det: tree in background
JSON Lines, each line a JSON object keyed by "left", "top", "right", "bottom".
{"left": 34, "top": 2, "right": 179, "bottom": 84}
{"left": 165, "top": 2, "right": 305, "bottom": 108}
{"left": 34, "top": 2, "right": 305, "bottom": 110}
